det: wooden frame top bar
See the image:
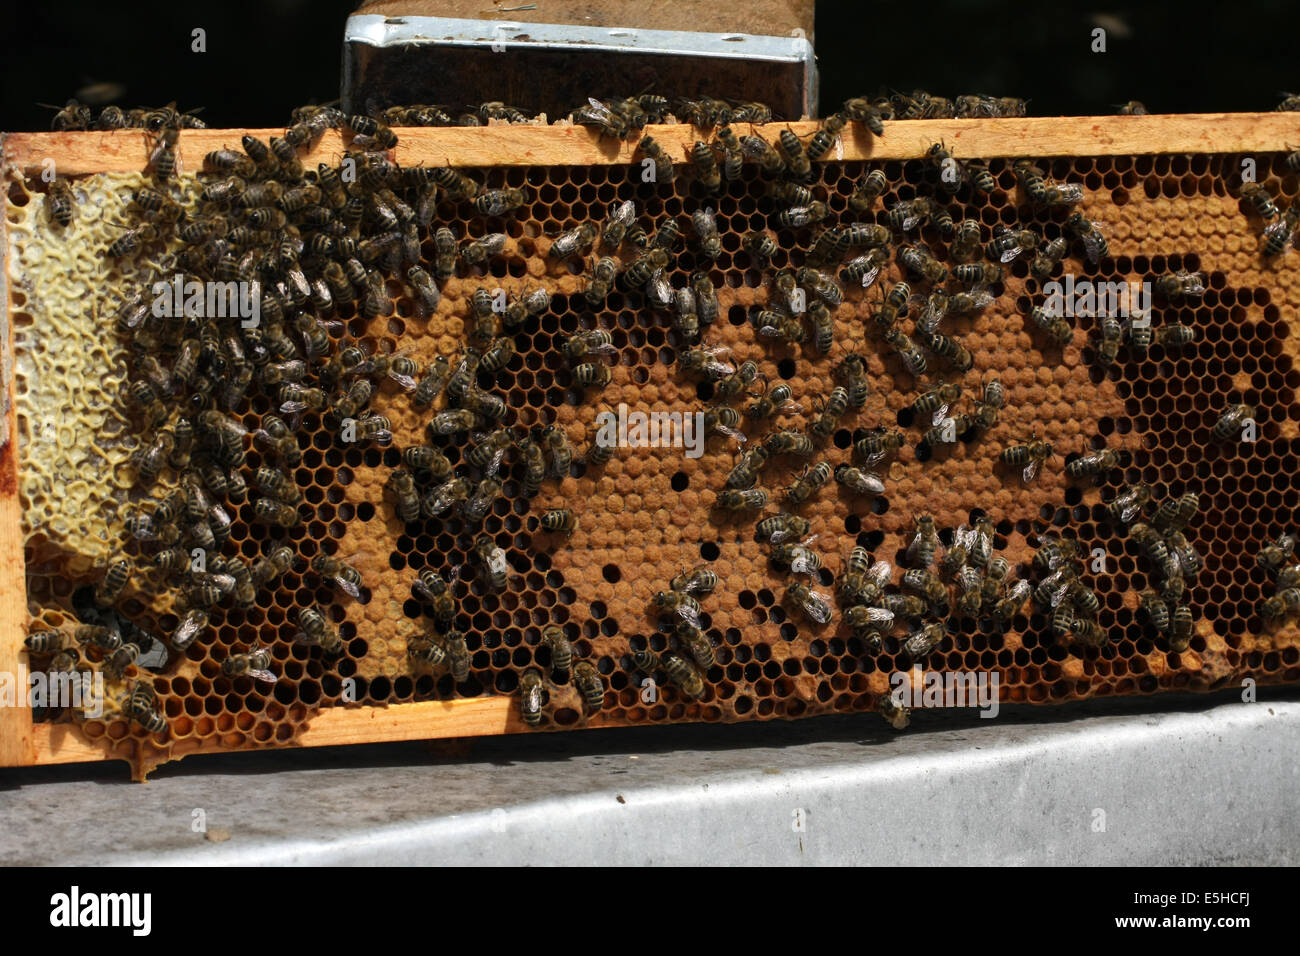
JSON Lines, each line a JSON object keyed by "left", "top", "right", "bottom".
{"left": 4, "top": 114, "right": 1300, "bottom": 179}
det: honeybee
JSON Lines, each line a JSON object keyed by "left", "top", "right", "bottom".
{"left": 671, "top": 566, "right": 718, "bottom": 596}
{"left": 1212, "top": 403, "right": 1256, "bottom": 442}
{"left": 573, "top": 661, "right": 605, "bottom": 712}
{"left": 726, "top": 446, "right": 770, "bottom": 489}
{"left": 925, "top": 141, "right": 963, "bottom": 195}
{"left": 222, "top": 642, "right": 276, "bottom": 683}
{"left": 637, "top": 135, "right": 676, "bottom": 183}
{"left": 549, "top": 222, "right": 600, "bottom": 260}
{"left": 475, "top": 535, "right": 509, "bottom": 589}
{"left": 840, "top": 249, "right": 890, "bottom": 290}
{"left": 310, "top": 554, "right": 362, "bottom": 598}
{"left": 689, "top": 141, "right": 721, "bottom": 192}
{"left": 458, "top": 477, "right": 500, "bottom": 524}
{"left": 910, "top": 383, "right": 962, "bottom": 425}
{"left": 92, "top": 559, "right": 131, "bottom": 608}
{"left": 124, "top": 680, "right": 168, "bottom": 735}
{"left": 871, "top": 282, "right": 911, "bottom": 333}
{"left": 1104, "top": 483, "right": 1150, "bottom": 526}
{"left": 743, "top": 230, "right": 777, "bottom": 265}
{"left": 1066, "top": 212, "right": 1109, "bottom": 264}
{"left": 756, "top": 512, "right": 811, "bottom": 545}
{"left": 830, "top": 464, "right": 883, "bottom": 497}
{"left": 473, "top": 187, "right": 527, "bottom": 217}
{"left": 1241, "top": 182, "right": 1279, "bottom": 219}
{"left": 1261, "top": 589, "right": 1300, "bottom": 625}
{"left": 950, "top": 262, "right": 1001, "bottom": 289}
{"left": 1024, "top": 237, "right": 1068, "bottom": 281}
{"left": 850, "top": 169, "right": 889, "bottom": 213}
{"left": 692, "top": 272, "right": 719, "bottom": 328}
{"left": 624, "top": 248, "right": 668, "bottom": 288}
{"left": 1140, "top": 590, "right": 1172, "bottom": 635}
{"left": 887, "top": 197, "right": 933, "bottom": 232}
{"left": 678, "top": 346, "right": 734, "bottom": 381}
{"left": 539, "top": 509, "right": 578, "bottom": 534}
{"left": 1257, "top": 533, "right": 1297, "bottom": 572}
{"left": 1154, "top": 270, "right": 1205, "bottom": 301}
{"left": 834, "top": 354, "right": 870, "bottom": 409}
{"left": 878, "top": 692, "right": 910, "bottom": 730}
{"left": 715, "top": 360, "right": 762, "bottom": 404}
{"left": 653, "top": 590, "right": 702, "bottom": 628}
{"left": 429, "top": 409, "right": 482, "bottom": 436}
{"left": 1131, "top": 523, "right": 1179, "bottom": 579}
{"left": 1000, "top": 433, "right": 1054, "bottom": 483}
{"left": 809, "top": 386, "right": 850, "bottom": 443}
{"left": 1263, "top": 203, "right": 1299, "bottom": 256}
{"left": 983, "top": 225, "right": 1035, "bottom": 264}
{"left": 538, "top": 626, "right": 573, "bottom": 676}
{"left": 958, "top": 158, "right": 994, "bottom": 195}
{"left": 764, "top": 430, "right": 814, "bottom": 457}
{"left": 585, "top": 256, "right": 621, "bottom": 305}
{"left": 944, "top": 219, "right": 982, "bottom": 264}
{"left": 518, "top": 668, "right": 545, "bottom": 726}
{"left": 657, "top": 652, "right": 703, "bottom": 700}
{"left": 461, "top": 232, "right": 508, "bottom": 268}
{"left": 883, "top": 328, "right": 927, "bottom": 377}
{"left": 854, "top": 428, "right": 905, "bottom": 467}
{"left": 714, "top": 125, "right": 744, "bottom": 181}
{"left": 718, "top": 488, "right": 770, "bottom": 511}
{"left": 989, "top": 580, "right": 1031, "bottom": 626}
{"left": 777, "top": 202, "right": 830, "bottom": 230}
{"left": 517, "top": 436, "right": 547, "bottom": 496}
{"left": 1278, "top": 565, "right": 1300, "bottom": 589}
{"left": 386, "top": 468, "right": 421, "bottom": 522}
{"left": 772, "top": 540, "right": 823, "bottom": 575}
{"left": 785, "top": 582, "right": 833, "bottom": 625}
{"left": 593, "top": 199, "right": 637, "bottom": 251}
{"left": 903, "top": 514, "right": 938, "bottom": 568}
{"left": 410, "top": 356, "right": 452, "bottom": 411}
{"left": 903, "top": 623, "right": 946, "bottom": 663}
{"left": 904, "top": 567, "right": 956, "bottom": 613}
{"left": 541, "top": 425, "right": 574, "bottom": 478}
{"left": 1066, "top": 446, "right": 1119, "bottom": 481}
{"left": 412, "top": 568, "right": 456, "bottom": 622}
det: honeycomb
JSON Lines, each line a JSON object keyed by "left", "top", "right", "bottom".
{"left": 6, "top": 127, "right": 1300, "bottom": 779}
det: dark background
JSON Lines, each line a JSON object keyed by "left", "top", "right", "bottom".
{"left": 0, "top": 0, "right": 1296, "bottom": 130}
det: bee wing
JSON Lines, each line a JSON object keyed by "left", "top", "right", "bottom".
{"left": 1022, "top": 457, "right": 1041, "bottom": 483}
{"left": 957, "top": 565, "right": 983, "bottom": 592}
{"left": 173, "top": 615, "right": 203, "bottom": 646}
{"left": 483, "top": 446, "right": 508, "bottom": 477}
{"left": 280, "top": 398, "right": 307, "bottom": 414}
{"left": 1049, "top": 579, "right": 1073, "bottom": 608}
{"left": 610, "top": 199, "right": 636, "bottom": 226}
{"left": 675, "top": 604, "right": 702, "bottom": 628}
{"left": 895, "top": 203, "right": 924, "bottom": 231}
{"left": 717, "top": 425, "right": 747, "bottom": 444}
{"left": 1053, "top": 183, "right": 1085, "bottom": 204}
{"left": 789, "top": 551, "right": 819, "bottom": 575}
{"left": 801, "top": 592, "right": 834, "bottom": 624}
{"left": 998, "top": 245, "right": 1024, "bottom": 264}
{"left": 249, "top": 669, "right": 278, "bottom": 684}
{"left": 488, "top": 549, "right": 509, "bottom": 577}
{"left": 862, "top": 606, "right": 894, "bottom": 624}
{"left": 769, "top": 527, "right": 799, "bottom": 544}
{"left": 388, "top": 368, "right": 418, "bottom": 391}
{"left": 866, "top": 561, "right": 893, "bottom": 588}
{"left": 931, "top": 404, "right": 952, "bottom": 427}
{"left": 332, "top": 575, "right": 361, "bottom": 599}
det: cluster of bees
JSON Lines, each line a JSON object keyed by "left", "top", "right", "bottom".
{"left": 1259, "top": 533, "right": 1300, "bottom": 626}
{"left": 18, "top": 81, "right": 1297, "bottom": 735}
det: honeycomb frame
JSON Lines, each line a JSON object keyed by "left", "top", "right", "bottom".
{"left": 2, "top": 114, "right": 1299, "bottom": 779}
